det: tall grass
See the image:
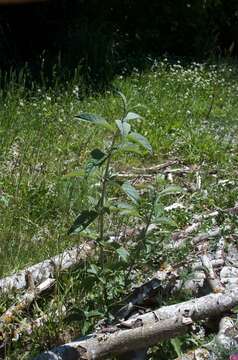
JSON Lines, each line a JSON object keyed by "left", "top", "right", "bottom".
{"left": 0, "top": 60, "right": 237, "bottom": 276}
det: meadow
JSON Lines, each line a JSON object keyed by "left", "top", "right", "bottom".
{"left": 0, "top": 60, "right": 238, "bottom": 358}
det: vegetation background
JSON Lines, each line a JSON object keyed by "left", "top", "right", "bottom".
{"left": 0, "top": 0, "right": 237, "bottom": 86}
{"left": 0, "top": 1, "right": 238, "bottom": 359}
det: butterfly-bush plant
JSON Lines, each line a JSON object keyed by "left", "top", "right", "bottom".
{"left": 68, "top": 92, "right": 153, "bottom": 244}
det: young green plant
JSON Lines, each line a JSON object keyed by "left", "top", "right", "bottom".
{"left": 68, "top": 92, "right": 153, "bottom": 243}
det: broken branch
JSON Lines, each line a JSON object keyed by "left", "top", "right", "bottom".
{"left": 0, "top": 241, "right": 95, "bottom": 293}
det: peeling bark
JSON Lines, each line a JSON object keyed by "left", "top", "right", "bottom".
{"left": 34, "top": 316, "right": 192, "bottom": 360}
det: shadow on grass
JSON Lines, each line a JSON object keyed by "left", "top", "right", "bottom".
{"left": 0, "top": 0, "right": 237, "bottom": 91}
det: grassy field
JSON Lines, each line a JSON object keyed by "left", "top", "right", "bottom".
{"left": 0, "top": 60, "right": 238, "bottom": 358}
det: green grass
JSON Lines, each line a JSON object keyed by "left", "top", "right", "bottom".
{"left": 0, "top": 60, "right": 238, "bottom": 359}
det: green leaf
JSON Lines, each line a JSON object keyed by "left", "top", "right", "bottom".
{"left": 121, "top": 182, "right": 140, "bottom": 204}
{"left": 124, "top": 112, "right": 142, "bottom": 122}
{"left": 64, "top": 170, "right": 84, "bottom": 178}
{"left": 116, "top": 91, "right": 127, "bottom": 112}
{"left": 127, "top": 132, "right": 153, "bottom": 154}
{"left": 75, "top": 113, "right": 112, "bottom": 130}
{"left": 117, "top": 142, "right": 143, "bottom": 155}
{"left": 115, "top": 119, "right": 131, "bottom": 136}
{"left": 90, "top": 148, "right": 106, "bottom": 161}
{"left": 84, "top": 310, "right": 104, "bottom": 318}
{"left": 153, "top": 216, "right": 177, "bottom": 226}
{"left": 117, "top": 202, "right": 139, "bottom": 216}
{"left": 87, "top": 264, "right": 99, "bottom": 275}
{"left": 0, "top": 193, "right": 10, "bottom": 207}
{"left": 116, "top": 247, "right": 130, "bottom": 262}
{"left": 170, "top": 338, "right": 182, "bottom": 357}
{"left": 158, "top": 185, "right": 183, "bottom": 197}
{"left": 84, "top": 150, "right": 107, "bottom": 176}
{"left": 68, "top": 210, "right": 98, "bottom": 234}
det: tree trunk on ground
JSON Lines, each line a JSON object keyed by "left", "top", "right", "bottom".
{"left": 34, "top": 290, "right": 238, "bottom": 360}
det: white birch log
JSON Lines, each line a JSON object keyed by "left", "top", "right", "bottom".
{"left": 34, "top": 290, "right": 238, "bottom": 360}
{"left": 0, "top": 223, "right": 219, "bottom": 295}
{"left": 0, "top": 241, "right": 95, "bottom": 293}
{"left": 34, "top": 316, "right": 192, "bottom": 360}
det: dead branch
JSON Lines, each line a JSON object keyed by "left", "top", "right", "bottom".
{"left": 193, "top": 204, "right": 238, "bottom": 222}
{"left": 0, "top": 278, "right": 55, "bottom": 324}
{"left": 169, "top": 225, "right": 220, "bottom": 250}
{"left": 132, "top": 160, "right": 181, "bottom": 174}
{"left": 34, "top": 290, "right": 238, "bottom": 360}
{"left": 193, "top": 227, "right": 221, "bottom": 245}
{"left": 34, "top": 316, "right": 192, "bottom": 360}
{"left": 200, "top": 255, "right": 224, "bottom": 293}
{"left": 0, "top": 241, "right": 95, "bottom": 294}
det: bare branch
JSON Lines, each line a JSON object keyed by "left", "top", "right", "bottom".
{"left": 0, "top": 278, "right": 55, "bottom": 325}
{"left": 0, "top": 241, "right": 95, "bottom": 293}
{"left": 200, "top": 255, "right": 224, "bottom": 293}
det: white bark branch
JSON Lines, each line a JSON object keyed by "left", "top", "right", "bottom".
{"left": 200, "top": 255, "right": 224, "bottom": 293}
{"left": 34, "top": 316, "right": 192, "bottom": 360}
{"left": 0, "top": 278, "right": 55, "bottom": 324}
{"left": 0, "top": 241, "right": 95, "bottom": 293}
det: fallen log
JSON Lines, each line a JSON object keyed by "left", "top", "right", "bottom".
{"left": 34, "top": 316, "right": 193, "bottom": 360}
{"left": 34, "top": 290, "right": 238, "bottom": 360}
{"left": 0, "top": 241, "right": 95, "bottom": 294}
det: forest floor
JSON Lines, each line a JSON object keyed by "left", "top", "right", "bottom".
{"left": 0, "top": 59, "right": 238, "bottom": 359}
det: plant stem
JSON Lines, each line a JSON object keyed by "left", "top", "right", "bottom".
{"left": 124, "top": 193, "right": 156, "bottom": 288}
{"left": 98, "top": 134, "right": 117, "bottom": 241}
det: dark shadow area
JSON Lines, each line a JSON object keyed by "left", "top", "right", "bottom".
{"left": 0, "top": 0, "right": 237, "bottom": 89}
